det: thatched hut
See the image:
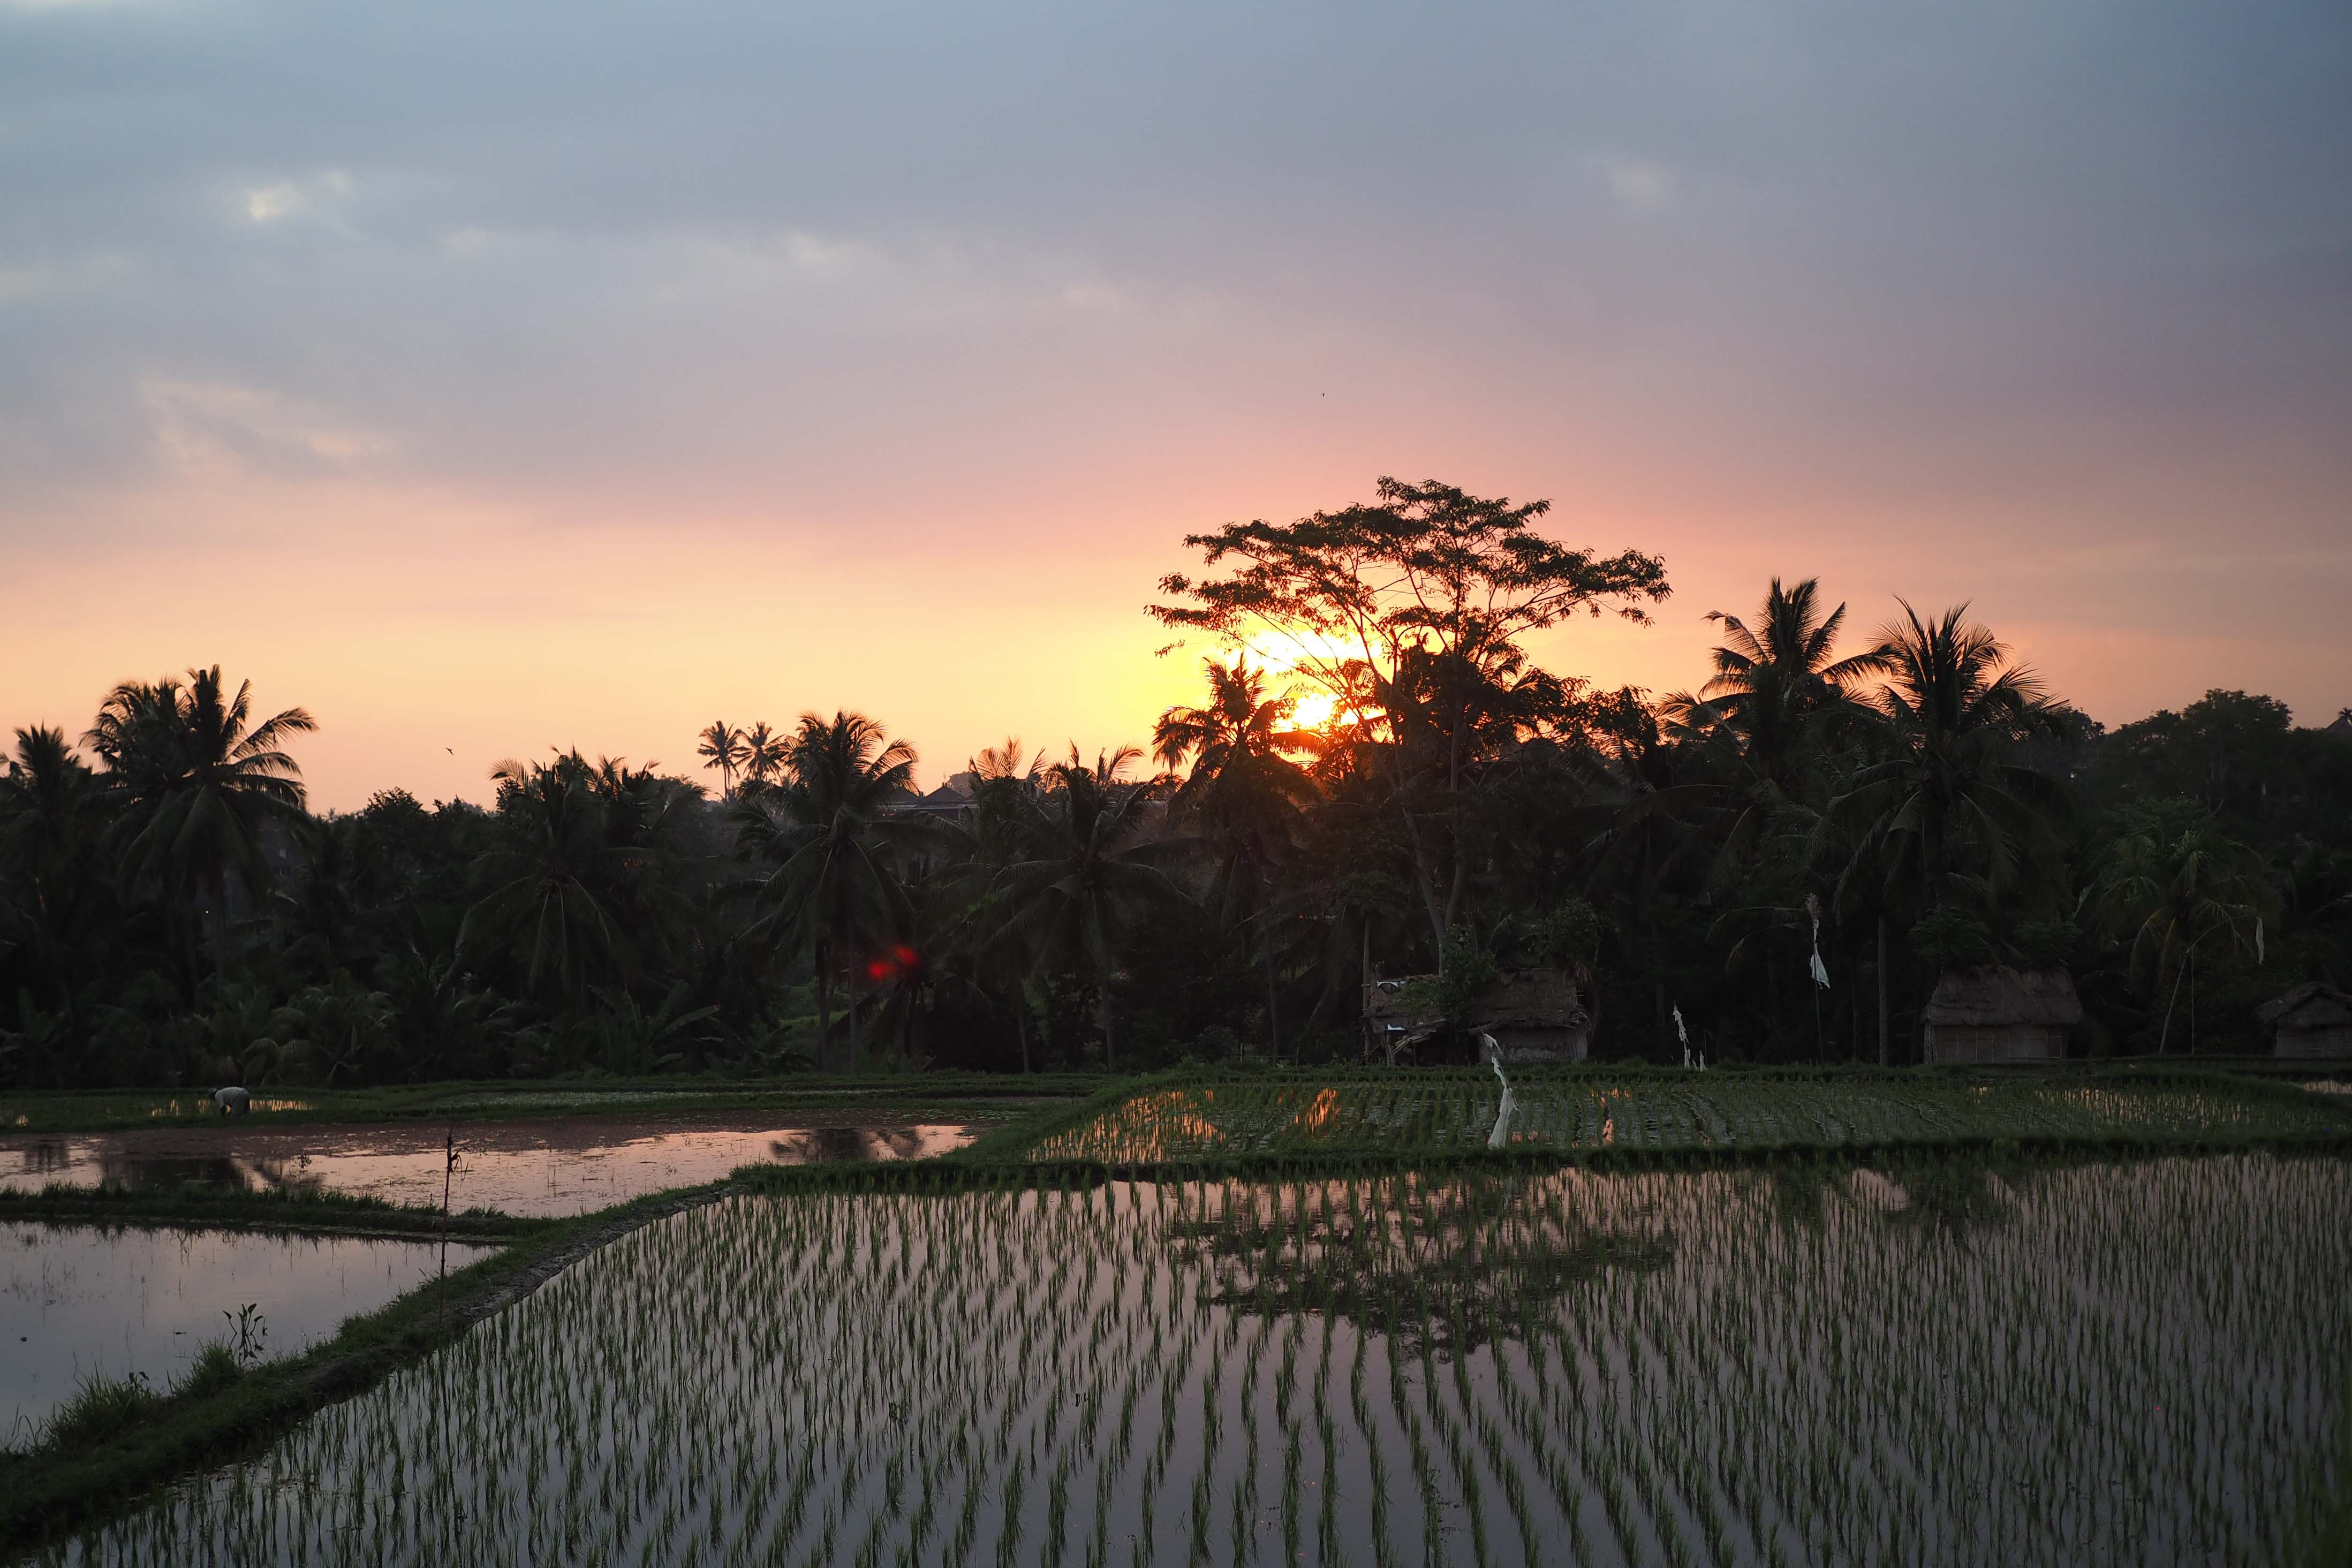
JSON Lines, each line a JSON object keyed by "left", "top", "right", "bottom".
{"left": 1921, "top": 967, "right": 2081, "bottom": 1063}
{"left": 2258, "top": 982, "right": 2352, "bottom": 1058}
{"left": 1362, "top": 968, "right": 1591, "bottom": 1065}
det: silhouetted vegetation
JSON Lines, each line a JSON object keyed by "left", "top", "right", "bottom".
{"left": 5, "top": 479, "right": 2348, "bottom": 1088}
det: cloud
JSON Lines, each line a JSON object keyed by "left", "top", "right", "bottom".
{"left": 0, "top": 0, "right": 2347, "bottom": 777}
{"left": 238, "top": 169, "right": 353, "bottom": 225}
{"left": 243, "top": 184, "right": 299, "bottom": 222}
{"left": 0, "top": 251, "right": 134, "bottom": 302}
{"left": 139, "top": 378, "right": 398, "bottom": 478}
{"left": 1592, "top": 153, "right": 1677, "bottom": 211}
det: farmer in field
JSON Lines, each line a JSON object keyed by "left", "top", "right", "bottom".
{"left": 214, "top": 1085, "right": 251, "bottom": 1116}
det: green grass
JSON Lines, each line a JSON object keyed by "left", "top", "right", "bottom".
{"left": 0, "top": 1071, "right": 1104, "bottom": 1134}
{"left": 988, "top": 1064, "right": 2352, "bottom": 1167}
{"left": 0, "top": 1180, "right": 548, "bottom": 1239}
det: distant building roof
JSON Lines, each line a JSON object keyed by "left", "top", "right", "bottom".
{"left": 2258, "top": 981, "right": 2352, "bottom": 1029}
{"left": 1922, "top": 967, "right": 2083, "bottom": 1028}
{"left": 887, "top": 782, "right": 975, "bottom": 817}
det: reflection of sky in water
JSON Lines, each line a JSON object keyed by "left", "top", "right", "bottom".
{"left": 1, "top": 1222, "right": 491, "bottom": 1443}
{"left": 0, "top": 1119, "right": 980, "bottom": 1218}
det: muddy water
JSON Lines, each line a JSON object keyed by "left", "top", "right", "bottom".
{"left": 1, "top": 1222, "right": 494, "bottom": 1443}
{"left": 0, "top": 1115, "right": 981, "bottom": 1218}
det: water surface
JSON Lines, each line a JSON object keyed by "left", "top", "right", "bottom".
{"left": 2, "top": 1222, "right": 493, "bottom": 1444}
{"left": 1, "top": 1115, "right": 981, "bottom": 1217}
{"left": 46, "top": 1155, "right": 2352, "bottom": 1566}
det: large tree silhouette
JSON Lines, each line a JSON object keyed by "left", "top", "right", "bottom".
{"left": 84, "top": 666, "right": 315, "bottom": 976}
{"left": 741, "top": 711, "right": 928, "bottom": 1072}
{"left": 1152, "top": 477, "right": 1668, "bottom": 956}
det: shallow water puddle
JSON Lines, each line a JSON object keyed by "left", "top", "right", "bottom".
{"left": 1, "top": 1116, "right": 981, "bottom": 1217}
{"left": 1, "top": 1222, "right": 494, "bottom": 1443}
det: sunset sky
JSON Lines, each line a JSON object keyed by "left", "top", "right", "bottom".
{"left": 5, "top": 0, "right": 2348, "bottom": 809}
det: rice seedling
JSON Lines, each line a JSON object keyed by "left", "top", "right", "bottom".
{"left": 1021, "top": 1068, "right": 2352, "bottom": 1164}
{"left": 30, "top": 1143, "right": 2348, "bottom": 1567}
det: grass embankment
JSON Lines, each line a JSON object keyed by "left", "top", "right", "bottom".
{"left": 0, "top": 1181, "right": 728, "bottom": 1557}
{"left": 913, "top": 1062, "right": 2352, "bottom": 1177}
{"left": 0, "top": 1071, "right": 1105, "bottom": 1135}
{"left": 0, "top": 1181, "right": 544, "bottom": 1241}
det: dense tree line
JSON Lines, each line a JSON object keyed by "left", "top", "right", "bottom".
{"left": 5, "top": 479, "right": 2348, "bottom": 1088}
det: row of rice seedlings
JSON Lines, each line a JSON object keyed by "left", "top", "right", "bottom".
{"left": 1026, "top": 1074, "right": 2351, "bottom": 1162}
{"left": 44, "top": 1153, "right": 2352, "bottom": 1566}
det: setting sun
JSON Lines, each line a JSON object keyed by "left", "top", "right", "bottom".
{"left": 1288, "top": 690, "right": 1341, "bottom": 732}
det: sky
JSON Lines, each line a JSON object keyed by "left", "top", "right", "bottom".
{"left": 3, "top": 0, "right": 2348, "bottom": 809}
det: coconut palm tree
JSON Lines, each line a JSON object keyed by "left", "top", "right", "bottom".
{"left": 1657, "top": 578, "right": 1892, "bottom": 886}
{"left": 697, "top": 721, "right": 747, "bottom": 798}
{"left": 1154, "top": 657, "right": 1320, "bottom": 1056}
{"left": 2086, "top": 822, "right": 2277, "bottom": 1053}
{"left": 740, "top": 723, "right": 788, "bottom": 788}
{"left": 1826, "top": 602, "right": 2069, "bottom": 913}
{"left": 1652, "top": 580, "right": 1895, "bottom": 1052}
{"left": 83, "top": 666, "right": 315, "bottom": 974}
{"left": 1691, "top": 578, "right": 1891, "bottom": 786}
{"left": 1820, "top": 604, "right": 2071, "bottom": 1062}
{"left": 955, "top": 738, "right": 1049, "bottom": 1070}
{"left": 740, "top": 711, "right": 928, "bottom": 1073}
{"left": 458, "top": 754, "right": 636, "bottom": 1005}
{"left": 990, "top": 746, "right": 1187, "bottom": 1072}
{"left": 0, "top": 726, "right": 110, "bottom": 1012}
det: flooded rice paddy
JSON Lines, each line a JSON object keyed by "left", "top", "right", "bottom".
{"left": 2, "top": 1223, "right": 494, "bottom": 1444}
{"left": 1031, "top": 1073, "right": 2352, "bottom": 1161}
{"left": 43, "top": 1153, "right": 2350, "bottom": 1566}
{"left": 1, "top": 1116, "right": 981, "bottom": 1217}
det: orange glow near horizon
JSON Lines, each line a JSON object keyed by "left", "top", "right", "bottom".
{"left": 4, "top": 0, "right": 2347, "bottom": 812}
{"left": 4, "top": 462, "right": 2345, "bottom": 814}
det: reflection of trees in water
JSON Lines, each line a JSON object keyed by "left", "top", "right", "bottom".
{"left": 872, "top": 1128, "right": 924, "bottom": 1160}
{"left": 1169, "top": 1172, "right": 1674, "bottom": 1357}
{"left": 244, "top": 1156, "right": 328, "bottom": 1196}
{"left": 81, "top": 1151, "right": 326, "bottom": 1194}
{"left": 768, "top": 1127, "right": 934, "bottom": 1164}
{"left": 1872, "top": 1157, "right": 2022, "bottom": 1249}
{"left": 15, "top": 1139, "right": 71, "bottom": 1176}
{"left": 770, "top": 1127, "right": 878, "bottom": 1164}
{"left": 95, "top": 1152, "right": 246, "bottom": 1189}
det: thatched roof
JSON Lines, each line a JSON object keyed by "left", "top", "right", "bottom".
{"left": 2258, "top": 981, "right": 2352, "bottom": 1029}
{"left": 1923, "top": 967, "right": 2083, "bottom": 1027}
{"left": 1474, "top": 968, "right": 1590, "bottom": 1031}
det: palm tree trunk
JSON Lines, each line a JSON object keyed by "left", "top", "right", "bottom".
{"left": 814, "top": 938, "right": 834, "bottom": 1074}
{"left": 1875, "top": 916, "right": 1889, "bottom": 1069}
{"left": 1014, "top": 983, "right": 1030, "bottom": 1075}
{"left": 1098, "top": 976, "right": 1115, "bottom": 1074}
{"left": 1811, "top": 965, "right": 1824, "bottom": 1058}
{"left": 1849, "top": 952, "right": 1863, "bottom": 1063}
{"left": 2157, "top": 947, "right": 2187, "bottom": 1055}
{"left": 1264, "top": 930, "right": 1281, "bottom": 1064}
